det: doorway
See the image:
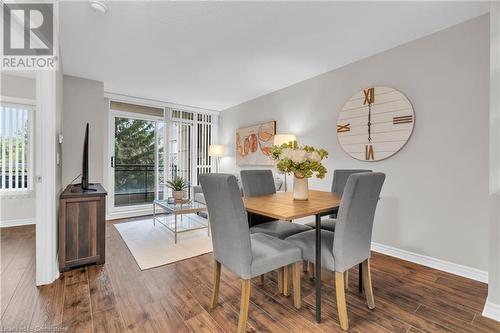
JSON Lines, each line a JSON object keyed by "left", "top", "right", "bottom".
{"left": 108, "top": 111, "right": 164, "bottom": 214}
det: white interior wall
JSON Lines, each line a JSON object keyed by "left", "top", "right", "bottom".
{"left": 219, "top": 16, "right": 490, "bottom": 273}
{"left": 35, "top": 69, "right": 61, "bottom": 285}
{"left": 1, "top": 74, "right": 36, "bottom": 100}
{"left": 485, "top": 1, "right": 500, "bottom": 321}
{"left": 0, "top": 74, "right": 37, "bottom": 226}
{"left": 56, "top": 71, "right": 63, "bottom": 196}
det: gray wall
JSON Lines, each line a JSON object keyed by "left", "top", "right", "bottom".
{"left": 488, "top": 3, "right": 500, "bottom": 311}
{"left": 62, "top": 75, "right": 106, "bottom": 187}
{"left": 1, "top": 74, "right": 36, "bottom": 100}
{"left": 0, "top": 74, "right": 36, "bottom": 224}
{"left": 219, "top": 15, "right": 490, "bottom": 271}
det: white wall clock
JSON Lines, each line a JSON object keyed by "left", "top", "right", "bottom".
{"left": 336, "top": 86, "right": 415, "bottom": 161}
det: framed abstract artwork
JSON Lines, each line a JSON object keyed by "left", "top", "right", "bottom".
{"left": 236, "top": 121, "right": 276, "bottom": 166}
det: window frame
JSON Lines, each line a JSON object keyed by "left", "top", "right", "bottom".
{"left": 0, "top": 100, "right": 35, "bottom": 196}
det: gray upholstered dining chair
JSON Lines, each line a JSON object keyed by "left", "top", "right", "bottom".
{"left": 240, "top": 170, "right": 312, "bottom": 239}
{"left": 305, "top": 169, "right": 372, "bottom": 232}
{"left": 305, "top": 169, "right": 371, "bottom": 285}
{"left": 199, "top": 174, "right": 303, "bottom": 333}
{"left": 240, "top": 169, "right": 312, "bottom": 294}
{"left": 286, "top": 172, "right": 385, "bottom": 331}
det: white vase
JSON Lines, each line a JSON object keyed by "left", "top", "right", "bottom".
{"left": 293, "top": 174, "right": 309, "bottom": 200}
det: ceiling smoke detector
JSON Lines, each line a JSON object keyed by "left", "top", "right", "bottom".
{"left": 89, "top": 0, "right": 107, "bottom": 14}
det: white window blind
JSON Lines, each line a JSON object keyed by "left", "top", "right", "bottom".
{"left": 196, "top": 113, "right": 213, "bottom": 180}
{"left": 0, "top": 104, "right": 33, "bottom": 191}
{"left": 167, "top": 109, "right": 217, "bottom": 198}
{"left": 169, "top": 111, "right": 193, "bottom": 189}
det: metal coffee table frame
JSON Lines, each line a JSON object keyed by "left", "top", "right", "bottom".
{"left": 153, "top": 200, "right": 209, "bottom": 244}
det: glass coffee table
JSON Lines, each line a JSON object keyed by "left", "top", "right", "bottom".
{"left": 153, "top": 200, "right": 209, "bottom": 244}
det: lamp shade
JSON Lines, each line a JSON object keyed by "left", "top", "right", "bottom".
{"left": 209, "top": 144, "right": 225, "bottom": 157}
{"left": 273, "top": 134, "right": 297, "bottom": 146}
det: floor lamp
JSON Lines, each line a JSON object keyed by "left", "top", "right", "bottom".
{"left": 209, "top": 144, "right": 225, "bottom": 173}
{"left": 273, "top": 134, "right": 297, "bottom": 192}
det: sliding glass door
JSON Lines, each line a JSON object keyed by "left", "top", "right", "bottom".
{"left": 110, "top": 111, "right": 164, "bottom": 211}
{"left": 107, "top": 103, "right": 217, "bottom": 216}
{"left": 113, "top": 116, "right": 156, "bottom": 206}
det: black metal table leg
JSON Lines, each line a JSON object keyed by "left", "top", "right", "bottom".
{"left": 358, "top": 263, "right": 364, "bottom": 293}
{"left": 315, "top": 214, "right": 321, "bottom": 323}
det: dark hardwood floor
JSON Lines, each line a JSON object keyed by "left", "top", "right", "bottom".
{"left": 1, "top": 221, "right": 499, "bottom": 333}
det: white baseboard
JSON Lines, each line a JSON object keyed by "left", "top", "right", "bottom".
{"left": 482, "top": 298, "right": 500, "bottom": 322}
{"left": 371, "top": 242, "right": 488, "bottom": 283}
{"left": 106, "top": 208, "right": 154, "bottom": 221}
{"left": 0, "top": 218, "right": 35, "bottom": 228}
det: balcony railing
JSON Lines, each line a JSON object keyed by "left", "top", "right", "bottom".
{"left": 114, "top": 163, "right": 159, "bottom": 206}
{"left": 114, "top": 163, "right": 193, "bottom": 207}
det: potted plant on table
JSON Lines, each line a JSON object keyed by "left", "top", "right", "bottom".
{"left": 270, "top": 140, "right": 328, "bottom": 200}
{"left": 166, "top": 176, "right": 189, "bottom": 200}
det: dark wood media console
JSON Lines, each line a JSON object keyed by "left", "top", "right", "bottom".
{"left": 58, "top": 183, "right": 107, "bottom": 272}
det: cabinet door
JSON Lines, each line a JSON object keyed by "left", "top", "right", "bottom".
{"left": 65, "top": 199, "right": 99, "bottom": 262}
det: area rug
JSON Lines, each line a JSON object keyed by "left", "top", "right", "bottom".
{"left": 114, "top": 215, "right": 212, "bottom": 270}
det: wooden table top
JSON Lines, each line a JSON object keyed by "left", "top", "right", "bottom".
{"left": 243, "top": 190, "right": 341, "bottom": 220}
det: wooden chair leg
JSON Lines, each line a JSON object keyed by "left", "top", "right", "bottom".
{"left": 259, "top": 274, "right": 265, "bottom": 285}
{"left": 362, "top": 259, "right": 375, "bottom": 309}
{"left": 277, "top": 268, "right": 284, "bottom": 294}
{"left": 211, "top": 261, "right": 221, "bottom": 309}
{"left": 358, "top": 263, "right": 364, "bottom": 293}
{"left": 335, "top": 272, "right": 349, "bottom": 331}
{"left": 308, "top": 262, "right": 315, "bottom": 280}
{"left": 343, "top": 270, "right": 349, "bottom": 290}
{"left": 237, "top": 279, "right": 251, "bottom": 333}
{"left": 292, "top": 262, "right": 301, "bottom": 309}
{"left": 303, "top": 260, "right": 308, "bottom": 272}
{"left": 283, "top": 265, "right": 290, "bottom": 296}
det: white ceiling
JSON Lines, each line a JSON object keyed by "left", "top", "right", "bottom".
{"left": 60, "top": 1, "right": 489, "bottom": 111}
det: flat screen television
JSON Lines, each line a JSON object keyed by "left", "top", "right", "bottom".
{"left": 80, "top": 123, "right": 96, "bottom": 191}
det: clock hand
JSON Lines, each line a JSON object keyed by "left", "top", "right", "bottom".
{"left": 368, "top": 103, "right": 372, "bottom": 142}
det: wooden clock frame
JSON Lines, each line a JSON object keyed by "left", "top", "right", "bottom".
{"left": 336, "top": 86, "right": 415, "bottom": 162}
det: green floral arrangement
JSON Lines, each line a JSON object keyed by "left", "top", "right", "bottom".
{"left": 270, "top": 140, "right": 329, "bottom": 179}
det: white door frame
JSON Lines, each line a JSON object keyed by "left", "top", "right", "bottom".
{"left": 35, "top": 70, "right": 59, "bottom": 285}
{"left": 106, "top": 108, "right": 163, "bottom": 219}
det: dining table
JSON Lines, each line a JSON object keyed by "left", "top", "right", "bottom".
{"left": 243, "top": 190, "right": 341, "bottom": 323}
